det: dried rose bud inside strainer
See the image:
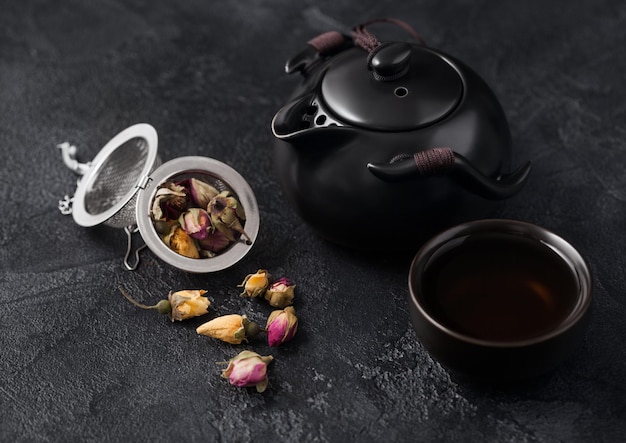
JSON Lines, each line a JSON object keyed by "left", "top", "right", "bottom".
{"left": 150, "top": 175, "right": 251, "bottom": 259}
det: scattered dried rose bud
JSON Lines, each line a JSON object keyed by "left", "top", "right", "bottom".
{"left": 208, "top": 191, "right": 251, "bottom": 243}
{"left": 196, "top": 314, "right": 260, "bottom": 344}
{"left": 266, "top": 306, "right": 298, "bottom": 347}
{"left": 264, "top": 277, "right": 296, "bottom": 308}
{"left": 177, "top": 178, "right": 219, "bottom": 208}
{"left": 118, "top": 286, "right": 210, "bottom": 322}
{"left": 163, "top": 226, "right": 200, "bottom": 259}
{"left": 238, "top": 269, "right": 271, "bottom": 298}
{"left": 178, "top": 208, "right": 212, "bottom": 240}
{"left": 168, "top": 290, "right": 210, "bottom": 322}
{"left": 151, "top": 182, "right": 188, "bottom": 220}
{"left": 220, "top": 350, "right": 273, "bottom": 393}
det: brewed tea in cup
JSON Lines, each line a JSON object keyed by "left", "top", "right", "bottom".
{"left": 422, "top": 232, "right": 579, "bottom": 342}
{"left": 408, "top": 219, "right": 591, "bottom": 383}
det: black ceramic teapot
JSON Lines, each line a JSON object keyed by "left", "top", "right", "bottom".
{"left": 271, "top": 19, "right": 531, "bottom": 249}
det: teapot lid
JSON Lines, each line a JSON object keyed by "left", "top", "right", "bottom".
{"left": 320, "top": 43, "right": 463, "bottom": 131}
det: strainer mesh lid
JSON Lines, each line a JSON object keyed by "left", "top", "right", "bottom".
{"left": 84, "top": 137, "right": 149, "bottom": 217}
{"left": 71, "top": 123, "right": 159, "bottom": 228}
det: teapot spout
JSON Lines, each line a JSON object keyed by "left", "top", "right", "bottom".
{"left": 272, "top": 93, "right": 349, "bottom": 142}
{"left": 367, "top": 148, "right": 531, "bottom": 200}
{"left": 272, "top": 93, "right": 317, "bottom": 139}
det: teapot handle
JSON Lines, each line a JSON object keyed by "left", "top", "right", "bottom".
{"left": 285, "top": 18, "right": 424, "bottom": 75}
{"left": 367, "top": 148, "right": 531, "bottom": 200}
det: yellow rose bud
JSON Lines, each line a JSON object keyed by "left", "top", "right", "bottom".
{"left": 238, "top": 269, "right": 271, "bottom": 298}
{"left": 119, "top": 286, "right": 209, "bottom": 323}
{"left": 196, "top": 314, "right": 248, "bottom": 344}
{"left": 168, "top": 290, "right": 210, "bottom": 322}
{"left": 164, "top": 226, "right": 200, "bottom": 259}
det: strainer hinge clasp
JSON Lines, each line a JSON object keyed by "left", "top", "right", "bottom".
{"left": 136, "top": 174, "right": 151, "bottom": 190}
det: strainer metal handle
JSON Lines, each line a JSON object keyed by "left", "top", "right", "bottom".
{"left": 57, "top": 142, "right": 92, "bottom": 216}
{"left": 123, "top": 225, "right": 147, "bottom": 271}
{"left": 58, "top": 142, "right": 92, "bottom": 176}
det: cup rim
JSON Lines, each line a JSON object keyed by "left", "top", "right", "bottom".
{"left": 408, "top": 219, "right": 592, "bottom": 348}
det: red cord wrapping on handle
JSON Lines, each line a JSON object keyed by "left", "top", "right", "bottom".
{"left": 308, "top": 31, "right": 346, "bottom": 54}
{"left": 352, "top": 18, "right": 426, "bottom": 53}
{"left": 413, "top": 148, "right": 455, "bottom": 176}
{"left": 306, "top": 18, "right": 425, "bottom": 57}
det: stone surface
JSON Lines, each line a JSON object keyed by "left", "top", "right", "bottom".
{"left": 1, "top": 1, "right": 625, "bottom": 441}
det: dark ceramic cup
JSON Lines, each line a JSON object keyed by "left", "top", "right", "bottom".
{"left": 408, "top": 219, "right": 592, "bottom": 383}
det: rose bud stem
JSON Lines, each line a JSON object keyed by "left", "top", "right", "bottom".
{"left": 118, "top": 286, "right": 171, "bottom": 315}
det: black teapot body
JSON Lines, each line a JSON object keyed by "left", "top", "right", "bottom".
{"left": 272, "top": 28, "right": 530, "bottom": 249}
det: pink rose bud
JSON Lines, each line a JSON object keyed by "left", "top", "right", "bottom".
{"left": 221, "top": 350, "right": 273, "bottom": 393}
{"left": 266, "top": 306, "right": 298, "bottom": 347}
{"left": 208, "top": 191, "right": 251, "bottom": 243}
{"left": 198, "top": 229, "right": 231, "bottom": 253}
{"left": 178, "top": 208, "right": 211, "bottom": 240}
{"left": 177, "top": 178, "right": 219, "bottom": 208}
{"left": 151, "top": 182, "right": 188, "bottom": 221}
{"left": 264, "top": 277, "right": 296, "bottom": 308}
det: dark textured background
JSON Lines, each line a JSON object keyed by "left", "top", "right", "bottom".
{"left": 1, "top": 1, "right": 625, "bottom": 441}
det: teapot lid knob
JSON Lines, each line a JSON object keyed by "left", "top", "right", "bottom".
{"left": 369, "top": 42, "right": 412, "bottom": 81}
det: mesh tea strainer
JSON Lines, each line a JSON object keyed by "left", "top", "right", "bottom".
{"left": 58, "top": 123, "right": 259, "bottom": 273}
